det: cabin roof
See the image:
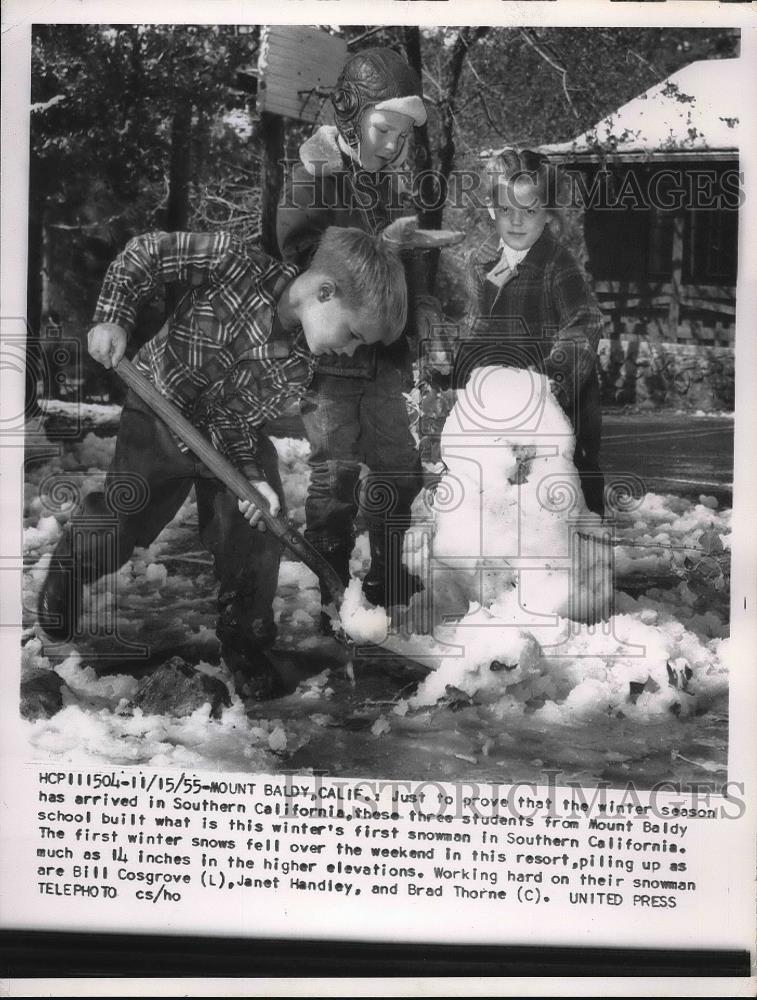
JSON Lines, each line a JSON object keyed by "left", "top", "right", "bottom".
{"left": 517, "top": 58, "right": 741, "bottom": 162}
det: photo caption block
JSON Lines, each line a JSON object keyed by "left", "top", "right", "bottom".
{"left": 11, "top": 764, "right": 747, "bottom": 948}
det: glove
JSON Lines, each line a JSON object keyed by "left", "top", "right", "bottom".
{"left": 381, "top": 216, "right": 420, "bottom": 246}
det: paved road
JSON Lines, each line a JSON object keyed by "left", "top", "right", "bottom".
{"left": 43, "top": 406, "right": 735, "bottom": 505}
{"left": 268, "top": 409, "right": 736, "bottom": 505}
{"left": 600, "top": 413, "right": 734, "bottom": 505}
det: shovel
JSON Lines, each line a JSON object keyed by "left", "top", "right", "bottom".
{"left": 114, "top": 358, "right": 433, "bottom": 672}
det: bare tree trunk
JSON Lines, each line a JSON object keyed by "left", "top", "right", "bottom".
{"left": 403, "top": 27, "right": 441, "bottom": 292}
{"left": 26, "top": 158, "right": 44, "bottom": 417}
{"left": 434, "top": 26, "right": 489, "bottom": 231}
{"left": 41, "top": 216, "right": 52, "bottom": 320}
{"left": 163, "top": 99, "right": 193, "bottom": 314}
{"left": 165, "top": 100, "right": 193, "bottom": 231}
{"left": 192, "top": 107, "right": 209, "bottom": 189}
{"left": 403, "top": 26, "right": 438, "bottom": 230}
{"left": 39, "top": 216, "right": 63, "bottom": 398}
{"left": 259, "top": 111, "right": 285, "bottom": 258}
{"left": 26, "top": 189, "right": 43, "bottom": 339}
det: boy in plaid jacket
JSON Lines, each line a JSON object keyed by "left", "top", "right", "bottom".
{"left": 38, "top": 227, "right": 407, "bottom": 699}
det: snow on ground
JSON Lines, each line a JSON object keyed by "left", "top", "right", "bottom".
{"left": 393, "top": 368, "right": 729, "bottom": 729}
{"left": 18, "top": 383, "right": 731, "bottom": 782}
{"left": 338, "top": 578, "right": 390, "bottom": 644}
{"left": 42, "top": 399, "right": 122, "bottom": 425}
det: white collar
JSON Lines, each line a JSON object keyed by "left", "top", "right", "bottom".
{"left": 498, "top": 240, "right": 529, "bottom": 270}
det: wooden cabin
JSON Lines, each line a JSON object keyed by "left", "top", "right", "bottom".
{"left": 540, "top": 58, "right": 741, "bottom": 351}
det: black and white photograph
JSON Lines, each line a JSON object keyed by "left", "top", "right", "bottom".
{"left": 14, "top": 17, "right": 742, "bottom": 782}
{"left": 1, "top": 0, "right": 755, "bottom": 991}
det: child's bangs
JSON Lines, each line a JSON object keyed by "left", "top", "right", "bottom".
{"left": 484, "top": 149, "right": 570, "bottom": 211}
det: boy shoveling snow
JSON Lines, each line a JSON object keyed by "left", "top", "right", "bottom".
{"left": 37, "top": 226, "right": 407, "bottom": 700}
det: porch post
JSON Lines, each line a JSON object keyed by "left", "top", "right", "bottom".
{"left": 667, "top": 212, "right": 685, "bottom": 339}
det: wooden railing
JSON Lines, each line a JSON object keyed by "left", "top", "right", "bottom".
{"left": 593, "top": 280, "right": 736, "bottom": 346}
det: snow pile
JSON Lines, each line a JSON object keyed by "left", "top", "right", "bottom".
{"left": 402, "top": 366, "right": 728, "bottom": 721}
{"left": 409, "top": 603, "right": 726, "bottom": 722}
{"left": 54, "top": 651, "right": 140, "bottom": 707}
{"left": 19, "top": 394, "right": 730, "bottom": 774}
{"left": 23, "top": 642, "right": 300, "bottom": 771}
{"left": 24, "top": 431, "right": 113, "bottom": 541}
{"left": 613, "top": 492, "right": 730, "bottom": 584}
{"left": 42, "top": 399, "right": 121, "bottom": 425}
{"left": 23, "top": 515, "right": 61, "bottom": 552}
{"left": 27, "top": 695, "right": 290, "bottom": 772}
{"left": 418, "top": 366, "right": 607, "bottom": 624}
{"left": 144, "top": 562, "right": 168, "bottom": 590}
{"left": 338, "top": 578, "right": 389, "bottom": 644}
{"left": 66, "top": 432, "right": 116, "bottom": 472}
{"left": 273, "top": 436, "right": 312, "bottom": 525}
{"left": 295, "top": 669, "right": 334, "bottom": 702}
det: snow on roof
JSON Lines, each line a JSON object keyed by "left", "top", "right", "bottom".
{"left": 538, "top": 58, "right": 742, "bottom": 160}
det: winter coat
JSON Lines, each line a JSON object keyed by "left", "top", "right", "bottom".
{"left": 93, "top": 230, "right": 315, "bottom": 481}
{"left": 457, "top": 228, "right": 604, "bottom": 418}
{"left": 276, "top": 125, "right": 415, "bottom": 379}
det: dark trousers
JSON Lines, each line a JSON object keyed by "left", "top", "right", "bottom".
{"left": 299, "top": 359, "right": 423, "bottom": 547}
{"left": 58, "top": 391, "right": 285, "bottom": 649}
{"left": 573, "top": 373, "right": 605, "bottom": 517}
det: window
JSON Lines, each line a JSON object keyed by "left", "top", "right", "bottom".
{"left": 647, "top": 211, "right": 675, "bottom": 278}
{"left": 685, "top": 208, "right": 738, "bottom": 284}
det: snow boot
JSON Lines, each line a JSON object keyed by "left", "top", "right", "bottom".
{"left": 37, "top": 520, "right": 106, "bottom": 642}
{"left": 216, "top": 596, "right": 283, "bottom": 701}
{"left": 224, "top": 646, "right": 285, "bottom": 702}
{"left": 362, "top": 527, "right": 423, "bottom": 610}
{"left": 309, "top": 537, "right": 352, "bottom": 637}
{"left": 37, "top": 512, "right": 125, "bottom": 643}
{"left": 37, "top": 552, "right": 83, "bottom": 643}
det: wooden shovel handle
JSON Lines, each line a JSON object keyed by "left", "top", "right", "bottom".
{"left": 113, "top": 358, "right": 346, "bottom": 605}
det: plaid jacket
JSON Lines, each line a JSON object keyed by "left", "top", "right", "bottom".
{"left": 93, "top": 230, "right": 315, "bottom": 480}
{"left": 459, "top": 228, "right": 604, "bottom": 408}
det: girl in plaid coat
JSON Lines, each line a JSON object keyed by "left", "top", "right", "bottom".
{"left": 457, "top": 148, "right": 605, "bottom": 516}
